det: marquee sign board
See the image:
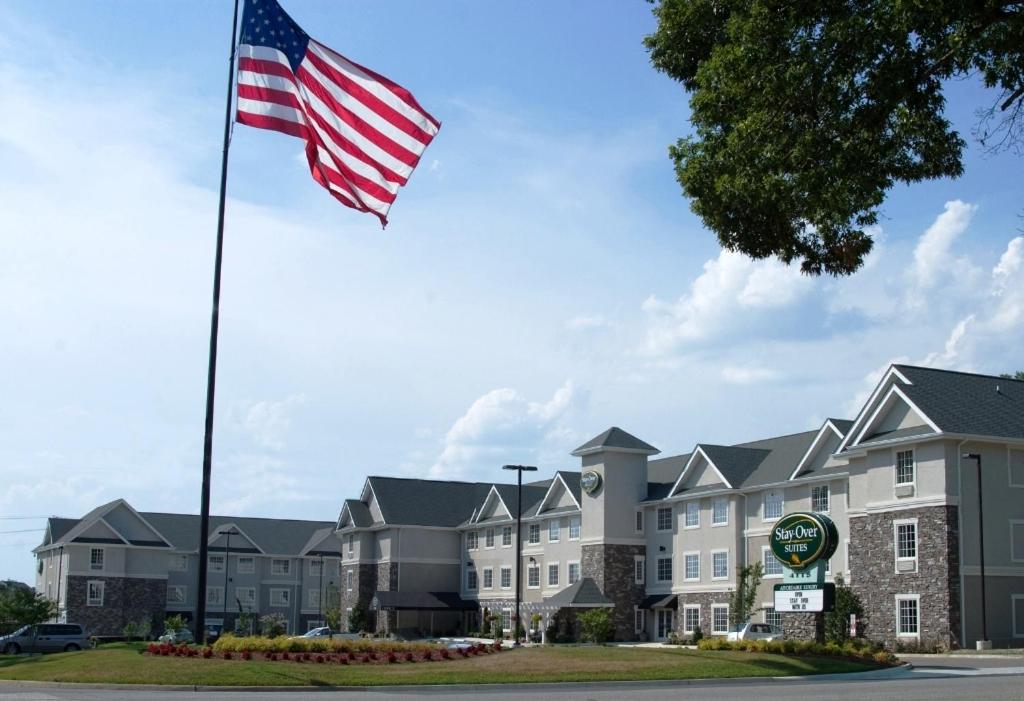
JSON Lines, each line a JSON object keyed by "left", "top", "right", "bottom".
{"left": 768, "top": 512, "right": 839, "bottom": 570}
{"left": 774, "top": 583, "right": 836, "bottom": 613}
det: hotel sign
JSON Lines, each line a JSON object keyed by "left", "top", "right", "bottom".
{"left": 768, "top": 512, "right": 838, "bottom": 570}
{"left": 774, "top": 583, "right": 836, "bottom": 612}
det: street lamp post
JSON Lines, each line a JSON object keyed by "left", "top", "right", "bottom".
{"left": 961, "top": 453, "right": 990, "bottom": 649}
{"left": 503, "top": 464, "right": 537, "bottom": 647}
{"left": 318, "top": 553, "right": 325, "bottom": 628}
{"left": 221, "top": 527, "right": 240, "bottom": 635}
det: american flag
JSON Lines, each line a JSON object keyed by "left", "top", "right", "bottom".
{"left": 236, "top": 0, "right": 440, "bottom": 225}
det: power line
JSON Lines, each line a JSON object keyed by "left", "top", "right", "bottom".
{"left": 0, "top": 528, "right": 45, "bottom": 535}
{"left": 0, "top": 516, "right": 51, "bottom": 520}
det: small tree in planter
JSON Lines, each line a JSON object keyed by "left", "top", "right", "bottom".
{"left": 530, "top": 613, "right": 543, "bottom": 642}
{"left": 259, "top": 613, "right": 287, "bottom": 638}
{"left": 578, "top": 608, "right": 614, "bottom": 644}
{"left": 729, "top": 561, "right": 764, "bottom": 628}
{"left": 163, "top": 614, "right": 188, "bottom": 636}
{"left": 825, "top": 574, "right": 865, "bottom": 643}
{"left": 347, "top": 600, "right": 371, "bottom": 634}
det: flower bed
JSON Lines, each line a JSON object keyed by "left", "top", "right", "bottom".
{"left": 696, "top": 637, "right": 897, "bottom": 665}
{"left": 145, "top": 638, "right": 502, "bottom": 665}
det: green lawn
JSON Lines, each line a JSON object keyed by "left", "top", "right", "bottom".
{"left": 0, "top": 642, "right": 875, "bottom": 687}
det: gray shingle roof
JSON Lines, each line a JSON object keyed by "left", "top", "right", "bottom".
{"left": 828, "top": 418, "right": 854, "bottom": 436}
{"left": 645, "top": 453, "right": 690, "bottom": 501}
{"left": 571, "top": 427, "right": 659, "bottom": 456}
{"left": 734, "top": 429, "right": 820, "bottom": 487}
{"left": 894, "top": 365, "right": 1024, "bottom": 439}
{"left": 858, "top": 425, "right": 936, "bottom": 446}
{"left": 367, "top": 477, "right": 496, "bottom": 527}
{"left": 341, "top": 499, "right": 372, "bottom": 528}
{"left": 541, "top": 577, "right": 613, "bottom": 608}
{"left": 556, "top": 471, "right": 582, "bottom": 503}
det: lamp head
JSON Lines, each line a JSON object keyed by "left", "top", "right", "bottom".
{"left": 961, "top": 453, "right": 981, "bottom": 460}
{"left": 502, "top": 464, "right": 538, "bottom": 472}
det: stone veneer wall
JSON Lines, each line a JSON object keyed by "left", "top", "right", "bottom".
{"left": 374, "top": 562, "right": 400, "bottom": 634}
{"left": 675, "top": 591, "right": 731, "bottom": 637}
{"left": 849, "top": 505, "right": 961, "bottom": 649}
{"left": 66, "top": 576, "right": 166, "bottom": 636}
{"left": 581, "top": 543, "right": 645, "bottom": 641}
{"left": 339, "top": 564, "right": 376, "bottom": 632}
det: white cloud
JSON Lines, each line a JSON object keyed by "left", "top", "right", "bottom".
{"left": 230, "top": 394, "right": 308, "bottom": 450}
{"left": 721, "top": 366, "right": 779, "bottom": 384}
{"left": 906, "top": 200, "right": 977, "bottom": 308}
{"left": 988, "top": 236, "right": 1024, "bottom": 332}
{"left": 430, "top": 381, "right": 577, "bottom": 480}
{"left": 566, "top": 314, "right": 611, "bottom": 331}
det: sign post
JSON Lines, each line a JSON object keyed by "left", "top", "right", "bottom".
{"left": 769, "top": 512, "right": 838, "bottom": 642}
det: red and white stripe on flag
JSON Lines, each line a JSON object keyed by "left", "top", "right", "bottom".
{"left": 236, "top": 19, "right": 439, "bottom": 225}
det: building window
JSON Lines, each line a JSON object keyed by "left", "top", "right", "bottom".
{"left": 483, "top": 567, "right": 493, "bottom": 589}
{"left": 762, "top": 547, "right": 783, "bottom": 577}
{"left": 502, "top": 526, "right": 513, "bottom": 547}
{"left": 896, "top": 595, "right": 920, "bottom": 637}
{"left": 1010, "top": 450, "right": 1024, "bottom": 487}
{"left": 549, "top": 520, "right": 560, "bottom": 542}
{"left": 657, "top": 507, "right": 673, "bottom": 531}
{"left": 683, "top": 605, "right": 700, "bottom": 633}
{"left": 501, "top": 610, "right": 512, "bottom": 632}
{"left": 896, "top": 450, "right": 915, "bottom": 485}
{"left": 568, "top": 562, "right": 580, "bottom": 584}
{"left": 208, "top": 554, "right": 225, "bottom": 573}
{"left": 168, "top": 555, "right": 188, "bottom": 572}
{"left": 712, "top": 498, "right": 728, "bottom": 526}
{"left": 568, "top": 518, "right": 581, "bottom": 540}
{"left": 712, "top": 551, "right": 729, "bottom": 580}
{"left": 237, "top": 556, "right": 255, "bottom": 574}
{"left": 466, "top": 569, "right": 478, "bottom": 590}
{"left": 635, "top": 607, "right": 645, "bottom": 634}
{"left": 271, "top": 559, "right": 290, "bottom": 576}
{"left": 685, "top": 501, "right": 699, "bottom": 528}
{"left": 528, "top": 523, "right": 541, "bottom": 545}
{"left": 485, "top": 528, "right": 495, "bottom": 548}
{"left": 206, "top": 587, "right": 224, "bottom": 606}
{"left": 467, "top": 532, "right": 479, "bottom": 551}
{"left": 346, "top": 569, "right": 353, "bottom": 591}
{"left": 527, "top": 564, "right": 540, "bottom": 588}
{"left": 1013, "top": 521, "right": 1024, "bottom": 562}
{"left": 347, "top": 534, "right": 354, "bottom": 556}
{"left": 656, "top": 557, "right": 672, "bottom": 582}
{"left": 811, "top": 485, "right": 830, "bottom": 513}
{"left": 763, "top": 606, "right": 782, "bottom": 628}
{"left": 684, "top": 552, "right": 700, "bottom": 581}
{"left": 634, "top": 556, "right": 645, "bottom": 585}
{"left": 236, "top": 587, "right": 256, "bottom": 607}
{"left": 500, "top": 567, "right": 512, "bottom": 589}
{"left": 270, "top": 588, "right": 290, "bottom": 607}
{"left": 89, "top": 548, "right": 104, "bottom": 571}
{"left": 763, "top": 491, "right": 784, "bottom": 520}
{"left": 309, "top": 559, "right": 323, "bottom": 577}
{"left": 1012, "top": 594, "right": 1024, "bottom": 638}
{"left": 895, "top": 520, "right": 918, "bottom": 572}
{"left": 86, "top": 580, "right": 104, "bottom": 607}
{"left": 712, "top": 605, "right": 729, "bottom": 634}
{"left": 635, "top": 510, "right": 644, "bottom": 533}
{"left": 308, "top": 589, "right": 321, "bottom": 608}
{"left": 548, "top": 563, "right": 559, "bottom": 587}
{"left": 167, "top": 585, "right": 186, "bottom": 605}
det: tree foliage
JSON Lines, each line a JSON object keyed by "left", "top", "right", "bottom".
{"left": 0, "top": 588, "right": 57, "bottom": 628}
{"left": 577, "top": 607, "right": 615, "bottom": 643}
{"left": 825, "top": 574, "right": 866, "bottom": 643}
{"left": 347, "top": 600, "right": 372, "bottom": 634}
{"left": 1000, "top": 370, "right": 1024, "bottom": 380}
{"left": 729, "top": 561, "right": 763, "bottom": 626}
{"left": 645, "top": 0, "right": 1024, "bottom": 275}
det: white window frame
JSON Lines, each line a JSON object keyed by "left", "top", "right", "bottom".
{"left": 206, "top": 586, "right": 224, "bottom": 606}
{"left": 763, "top": 491, "right": 784, "bottom": 521}
{"left": 467, "top": 532, "right": 479, "bottom": 551}
{"left": 528, "top": 523, "right": 541, "bottom": 545}
{"left": 1012, "top": 594, "right": 1024, "bottom": 638}
{"left": 501, "top": 609, "right": 512, "bottom": 633}
{"left": 895, "top": 594, "right": 921, "bottom": 638}
{"left": 811, "top": 484, "right": 830, "bottom": 513}
{"left": 1011, "top": 520, "right": 1024, "bottom": 563}
{"left": 548, "top": 519, "right": 560, "bottom": 543}
{"left": 684, "top": 501, "right": 700, "bottom": 529}
{"left": 167, "top": 584, "right": 186, "bottom": 605}
{"left": 269, "top": 587, "right": 290, "bottom": 607}
{"left": 762, "top": 546, "right": 784, "bottom": 578}
{"left": 89, "top": 548, "right": 105, "bottom": 572}
{"left": 271, "top": 559, "right": 291, "bottom": 576}
{"left": 568, "top": 518, "right": 581, "bottom": 541}
{"left": 683, "top": 605, "right": 700, "bottom": 634}
{"left": 712, "top": 497, "right": 728, "bottom": 526}
{"left": 567, "top": 561, "right": 581, "bottom": 585}
{"left": 634, "top": 555, "right": 645, "bottom": 585}
{"left": 309, "top": 559, "right": 323, "bottom": 577}
{"left": 684, "top": 551, "right": 700, "bottom": 582}
{"left": 466, "top": 568, "right": 478, "bottom": 591}
{"left": 308, "top": 588, "right": 321, "bottom": 608}
{"left": 656, "top": 506, "right": 673, "bottom": 532}
{"left": 236, "top": 556, "right": 255, "bottom": 574}
{"left": 169, "top": 554, "right": 188, "bottom": 572}
{"left": 547, "top": 562, "right": 559, "bottom": 587}
{"left": 345, "top": 568, "right": 353, "bottom": 592}
{"left": 635, "top": 510, "right": 644, "bottom": 534}
{"left": 527, "top": 564, "right": 540, "bottom": 589}
{"left": 711, "top": 549, "right": 729, "bottom": 581}
{"left": 711, "top": 604, "right": 730, "bottom": 634}
{"left": 236, "top": 587, "right": 256, "bottom": 607}
{"left": 87, "top": 580, "right": 104, "bottom": 607}
{"left": 208, "top": 554, "right": 226, "bottom": 573}
{"left": 502, "top": 526, "right": 513, "bottom": 547}
{"left": 485, "top": 528, "right": 495, "bottom": 549}
{"left": 634, "top": 606, "right": 645, "bottom": 634}
{"left": 500, "top": 566, "right": 512, "bottom": 590}
{"left": 895, "top": 449, "right": 916, "bottom": 487}
{"left": 347, "top": 534, "right": 354, "bottom": 557}
{"left": 762, "top": 604, "right": 782, "bottom": 628}
{"left": 894, "top": 518, "right": 919, "bottom": 573}
{"left": 656, "top": 556, "right": 673, "bottom": 583}
{"left": 1010, "top": 448, "right": 1024, "bottom": 488}
{"left": 482, "top": 567, "right": 493, "bottom": 589}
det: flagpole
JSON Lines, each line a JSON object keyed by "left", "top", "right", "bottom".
{"left": 196, "top": 0, "right": 242, "bottom": 644}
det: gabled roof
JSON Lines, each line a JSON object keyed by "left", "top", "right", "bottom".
{"left": 571, "top": 427, "right": 659, "bottom": 457}
{"left": 208, "top": 523, "right": 264, "bottom": 553}
{"left": 735, "top": 429, "right": 820, "bottom": 486}
{"left": 542, "top": 577, "right": 613, "bottom": 608}
{"left": 299, "top": 527, "right": 342, "bottom": 556}
{"left": 337, "top": 499, "right": 373, "bottom": 530}
{"left": 535, "top": 472, "right": 582, "bottom": 514}
{"left": 645, "top": 453, "right": 690, "bottom": 501}
{"left": 366, "top": 477, "right": 496, "bottom": 527}
{"left": 789, "top": 419, "right": 853, "bottom": 479}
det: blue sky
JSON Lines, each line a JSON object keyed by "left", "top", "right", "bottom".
{"left": 1, "top": 1, "right": 1022, "bottom": 584}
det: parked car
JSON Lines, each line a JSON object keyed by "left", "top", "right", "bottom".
{"left": 0, "top": 623, "right": 88, "bottom": 654}
{"left": 726, "top": 622, "right": 784, "bottom": 641}
{"left": 157, "top": 628, "right": 194, "bottom": 644}
{"left": 294, "top": 626, "right": 333, "bottom": 639}
{"left": 204, "top": 623, "right": 223, "bottom": 644}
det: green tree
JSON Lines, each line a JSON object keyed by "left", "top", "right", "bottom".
{"left": 999, "top": 371, "right": 1024, "bottom": 381}
{"left": 163, "top": 613, "right": 187, "bottom": 633}
{"left": 0, "top": 588, "right": 57, "bottom": 628}
{"left": 729, "top": 561, "right": 764, "bottom": 627}
{"left": 347, "top": 600, "right": 371, "bottom": 634}
{"left": 577, "top": 607, "right": 615, "bottom": 643}
{"left": 323, "top": 585, "right": 341, "bottom": 630}
{"left": 259, "top": 613, "right": 287, "bottom": 638}
{"left": 825, "top": 574, "right": 866, "bottom": 643}
{"left": 645, "top": 0, "right": 1024, "bottom": 276}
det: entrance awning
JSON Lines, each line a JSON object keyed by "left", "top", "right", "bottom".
{"left": 370, "top": 591, "right": 479, "bottom": 611}
{"left": 541, "top": 578, "right": 613, "bottom": 608}
{"left": 640, "top": 594, "right": 677, "bottom": 610}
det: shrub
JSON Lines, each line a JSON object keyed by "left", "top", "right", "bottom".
{"left": 221, "top": 651, "right": 232, "bottom": 660}
{"left": 690, "top": 625, "right": 704, "bottom": 644}
{"left": 578, "top": 608, "right": 614, "bottom": 644}
{"left": 316, "top": 655, "right": 326, "bottom": 663}
{"left": 404, "top": 651, "right": 414, "bottom": 662}
{"left": 241, "top": 651, "right": 252, "bottom": 661}
{"left": 259, "top": 613, "right": 287, "bottom": 638}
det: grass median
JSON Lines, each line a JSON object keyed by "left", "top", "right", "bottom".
{"left": 0, "top": 642, "right": 877, "bottom": 687}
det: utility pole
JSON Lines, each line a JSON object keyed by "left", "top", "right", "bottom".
{"left": 502, "top": 464, "right": 537, "bottom": 646}
{"left": 962, "top": 453, "right": 990, "bottom": 649}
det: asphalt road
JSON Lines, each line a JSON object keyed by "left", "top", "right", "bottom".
{"left": 1, "top": 658, "right": 1022, "bottom": 701}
